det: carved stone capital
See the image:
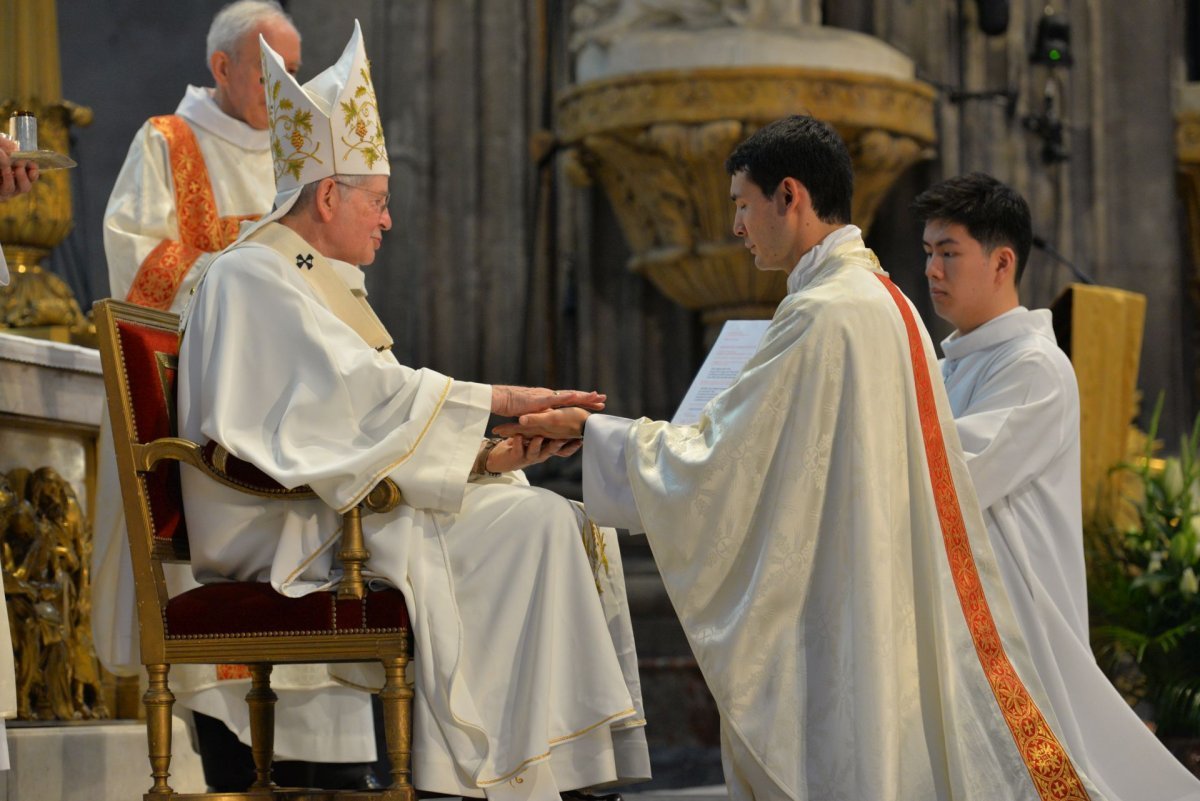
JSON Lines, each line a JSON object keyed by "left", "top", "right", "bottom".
{"left": 558, "top": 67, "right": 936, "bottom": 323}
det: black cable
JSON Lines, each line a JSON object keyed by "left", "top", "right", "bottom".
{"left": 1032, "top": 234, "right": 1095, "bottom": 285}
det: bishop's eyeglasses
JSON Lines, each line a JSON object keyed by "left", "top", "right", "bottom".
{"left": 334, "top": 180, "right": 390, "bottom": 214}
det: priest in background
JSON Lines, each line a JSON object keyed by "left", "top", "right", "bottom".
{"left": 0, "top": 130, "right": 40, "bottom": 770}
{"left": 499, "top": 115, "right": 1110, "bottom": 800}
{"left": 102, "top": 0, "right": 299, "bottom": 311}
{"left": 93, "top": 1, "right": 385, "bottom": 791}
{"left": 916, "top": 172, "right": 1200, "bottom": 801}
{"left": 175, "top": 21, "right": 649, "bottom": 801}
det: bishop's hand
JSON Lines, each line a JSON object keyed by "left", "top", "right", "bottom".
{"left": 490, "top": 385, "right": 605, "bottom": 418}
{"left": 493, "top": 407, "right": 590, "bottom": 440}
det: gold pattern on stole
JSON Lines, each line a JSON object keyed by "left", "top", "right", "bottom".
{"left": 126, "top": 116, "right": 257, "bottom": 310}
{"left": 876, "top": 272, "right": 1091, "bottom": 801}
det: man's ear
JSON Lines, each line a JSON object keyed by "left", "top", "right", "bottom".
{"left": 315, "top": 178, "right": 339, "bottom": 222}
{"left": 210, "top": 50, "right": 231, "bottom": 89}
{"left": 993, "top": 245, "right": 1018, "bottom": 286}
{"left": 777, "top": 176, "right": 800, "bottom": 209}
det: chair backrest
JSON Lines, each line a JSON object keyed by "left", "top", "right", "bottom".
{"left": 96, "top": 300, "right": 189, "bottom": 559}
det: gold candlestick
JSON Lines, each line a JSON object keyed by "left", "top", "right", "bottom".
{"left": 0, "top": 0, "right": 93, "bottom": 342}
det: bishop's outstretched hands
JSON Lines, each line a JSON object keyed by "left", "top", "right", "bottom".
{"left": 485, "top": 386, "right": 600, "bottom": 470}
{"left": 490, "top": 385, "right": 605, "bottom": 418}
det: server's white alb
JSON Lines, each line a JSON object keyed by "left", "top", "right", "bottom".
{"left": 943, "top": 307, "right": 1200, "bottom": 801}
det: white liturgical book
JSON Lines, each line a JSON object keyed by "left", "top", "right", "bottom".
{"left": 672, "top": 320, "right": 771, "bottom": 425}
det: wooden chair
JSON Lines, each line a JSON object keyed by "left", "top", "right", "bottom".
{"left": 94, "top": 299, "right": 415, "bottom": 801}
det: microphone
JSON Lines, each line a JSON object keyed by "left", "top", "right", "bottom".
{"left": 1032, "top": 235, "right": 1095, "bottom": 285}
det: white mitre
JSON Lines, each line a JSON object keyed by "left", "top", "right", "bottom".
{"left": 255, "top": 19, "right": 389, "bottom": 227}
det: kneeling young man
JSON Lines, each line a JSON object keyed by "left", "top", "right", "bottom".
{"left": 916, "top": 172, "right": 1200, "bottom": 801}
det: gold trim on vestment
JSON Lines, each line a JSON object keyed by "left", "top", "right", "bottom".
{"left": 333, "top": 377, "right": 454, "bottom": 515}
{"left": 281, "top": 524, "right": 345, "bottom": 590}
{"left": 581, "top": 520, "right": 612, "bottom": 594}
{"left": 474, "top": 706, "right": 638, "bottom": 787}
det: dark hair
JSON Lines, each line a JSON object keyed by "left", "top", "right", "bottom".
{"left": 912, "top": 172, "right": 1033, "bottom": 284}
{"left": 724, "top": 115, "right": 853, "bottom": 224}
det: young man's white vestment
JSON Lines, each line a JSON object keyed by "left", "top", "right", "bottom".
{"left": 942, "top": 307, "right": 1200, "bottom": 801}
{"left": 93, "top": 86, "right": 376, "bottom": 762}
{"left": 581, "top": 227, "right": 1110, "bottom": 801}
{"left": 176, "top": 221, "right": 650, "bottom": 799}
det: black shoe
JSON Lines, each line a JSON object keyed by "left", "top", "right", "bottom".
{"left": 562, "top": 791, "right": 623, "bottom": 801}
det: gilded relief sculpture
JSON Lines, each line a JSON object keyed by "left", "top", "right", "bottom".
{"left": 0, "top": 467, "right": 107, "bottom": 720}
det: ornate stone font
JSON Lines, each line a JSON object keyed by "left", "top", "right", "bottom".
{"left": 571, "top": 0, "right": 823, "bottom": 52}
{"left": 558, "top": 66, "right": 936, "bottom": 325}
{"left": 560, "top": 9, "right": 936, "bottom": 327}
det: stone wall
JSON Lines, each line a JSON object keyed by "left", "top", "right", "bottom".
{"left": 48, "top": 0, "right": 1198, "bottom": 432}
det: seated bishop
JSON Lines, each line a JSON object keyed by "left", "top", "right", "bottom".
{"left": 176, "top": 21, "right": 649, "bottom": 801}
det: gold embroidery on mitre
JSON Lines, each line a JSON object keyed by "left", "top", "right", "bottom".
{"left": 266, "top": 77, "right": 323, "bottom": 183}
{"left": 339, "top": 64, "right": 387, "bottom": 169}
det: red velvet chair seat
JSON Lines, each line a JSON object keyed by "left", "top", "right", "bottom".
{"left": 165, "top": 583, "right": 409, "bottom": 638}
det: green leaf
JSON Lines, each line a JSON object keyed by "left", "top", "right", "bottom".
{"left": 1172, "top": 531, "right": 1197, "bottom": 565}
{"left": 355, "top": 85, "right": 368, "bottom": 98}
{"left": 279, "top": 97, "right": 294, "bottom": 111}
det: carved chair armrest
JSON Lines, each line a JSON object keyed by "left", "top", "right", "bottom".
{"left": 133, "top": 438, "right": 317, "bottom": 500}
{"left": 134, "top": 436, "right": 404, "bottom": 600}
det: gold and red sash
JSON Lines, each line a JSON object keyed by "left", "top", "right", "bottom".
{"left": 125, "top": 115, "right": 257, "bottom": 310}
{"left": 876, "top": 273, "right": 1090, "bottom": 801}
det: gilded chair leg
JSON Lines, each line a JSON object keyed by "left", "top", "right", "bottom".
{"left": 246, "top": 664, "right": 277, "bottom": 790}
{"left": 380, "top": 654, "right": 414, "bottom": 800}
{"left": 144, "top": 663, "right": 175, "bottom": 797}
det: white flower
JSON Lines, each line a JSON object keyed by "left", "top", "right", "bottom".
{"left": 1165, "top": 458, "right": 1186, "bottom": 497}
{"left": 1166, "top": 460, "right": 1185, "bottom": 496}
{"left": 1149, "top": 551, "right": 1166, "bottom": 573}
{"left": 1182, "top": 567, "right": 1199, "bottom": 596}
